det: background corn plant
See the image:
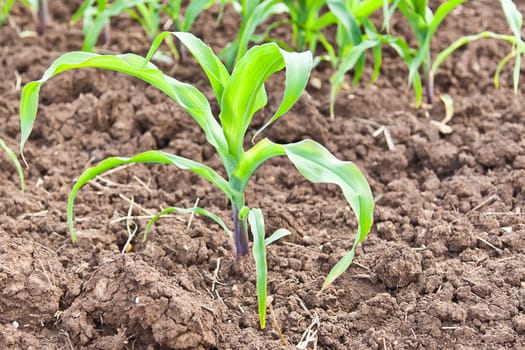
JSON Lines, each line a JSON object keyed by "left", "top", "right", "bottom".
{"left": 220, "top": 0, "right": 288, "bottom": 70}
{"left": 20, "top": 32, "right": 374, "bottom": 329}
{"left": 384, "top": 0, "right": 524, "bottom": 106}
{"left": 1, "top": 0, "right": 47, "bottom": 33}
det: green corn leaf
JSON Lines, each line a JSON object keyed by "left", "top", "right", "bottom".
{"left": 501, "top": 0, "right": 523, "bottom": 93}
{"left": 494, "top": 51, "right": 516, "bottom": 89}
{"left": 248, "top": 208, "right": 268, "bottom": 329}
{"left": 407, "top": 0, "right": 465, "bottom": 86}
{"left": 79, "top": 0, "right": 154, "bottom": 51}
{"left": 412, "top": 0, "right": 427, "bottom": 18}
{"left": 382, "top": 0, "right": 400, "bottom": 32}
{"left": 234, "top": 138, "right": 374, "bottom": 289}
{"left": 371, "top": 41, "right": 382, "bottom": 84}
{"left": 351, "top": 0, "right": 385, "bottom": 19}
{"left": 513, "top": 49, "right": 521, "bottom": 93}
{"left": 67, "top": 150, "right": 233, "bottom": 241}
{"left": 220, "top": 44, "right": 311, "bottom": 159}
{"left": 144, "top": 206, "right": 232, "bottom": 241}
{"left": 312, "top": 11, "right": 338, "bottom": 31}
{"left": 229, "top": 0, "right": 288, "bottom": 69}
{"left": 0, "top": 138, "right": 24, "bottom": 191}
{"left": 397, "top": 0, "right": 427, "bottom": 44}
{"left": 328, "top": 0, "right": 362, "bottom": 46}
{"left": 19, "top": 49, "right": 228, "bottom": 159}
{"left": 146, "top": 31, "right": 230, "bottom": 102}
{"left": 181, "top": 0, "right": 213, "bottom": 32}
{"left": 252, "top": 49, "right": 313, "bottom": 142}
{"left": 329, "top": 40, "right": 380, "bottom": 119}
{"left": 501, "top": 0, "right": 522, "bottom": 40}
{"left": 323, "top": 249, "right": 355, "bottom": 290}
{"left": 265, "top": 228, "right": 291, "bottom": 246}
{"left": 430, "top": 31, "right": 523, "bottom": 93}
{"left": 281, "top": 140, "right": 374, "bottom": 290}
{"left": 0, "top": 0, "right": 16, "bottom": 25}
{"left": 232, "top": 138, "right": 287, "bottom": 192}
{"left": 70, "top": 0, "right": 95, "bottom": 24}
{"left": 413, "top": 70, "right": 423, "bottom": 108}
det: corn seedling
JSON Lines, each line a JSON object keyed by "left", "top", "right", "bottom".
{"left": 0, "top": 138, "right": 24, "bottom": 191}
{"left": 20, "top": 32, "right": 374, "bottom": 328}
{"left": 71, "top": 0, "right": 156, "bottom": 51}
{"left": 220, "top": 0, "right": 288, "bottom": 70}
{"left": 283, "top": 0, "right": 334, "bottom": 52}
{"left": 324, "top": 0, "right": 414, "bottom": 118}
{"left": 430, "top": 0, "right": 524, "bottom": 95}
{"left": 126, "top": 0, "right": 214, "bottom": 41}
{"left": 385, "top": 0, "right": 523, "bottom": 106}
{"left": 1, "top": 0, "right": 48, "bottom": 34}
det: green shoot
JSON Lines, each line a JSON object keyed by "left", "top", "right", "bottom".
{"left": 71, "top": 0, "right": 156, "bottom": 51}
{"left": 19, "top": 32, "right": 374, "bottom": 328}
{"left": 325, "top": 0, "right": 409, "bottom": 118}
{"left": 220, "top": 0, "right": 288, "bottom": 70}
{"left": 393, "top": 0, "right": 466, "bottom": 105}
{"left": 388, "top": 0, "right": 524, "bottom": 105}
{"left": 0, "top": 137, "right": 24, "bottom": 191}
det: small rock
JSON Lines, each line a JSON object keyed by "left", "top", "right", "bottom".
{"left": 513, "top": 314, "right": 525, "bottom": 334}
{"left": 310, "top": 77, "right": 322, "bottom": 90}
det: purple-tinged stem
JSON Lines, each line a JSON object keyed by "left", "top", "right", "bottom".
{"left": 36, "top": 0, "right": 48, "bottom": 35}
{"left": 232, "top": 205, "right": 249, "bottom": 257}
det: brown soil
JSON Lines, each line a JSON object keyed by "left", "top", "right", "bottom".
{"left": 1, "top": 1, "right": 525, "bottom": 349}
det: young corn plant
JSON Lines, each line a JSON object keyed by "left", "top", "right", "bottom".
{"left": 283, "top": 0, "right": 334, "bottom": 53}
{"left": 71, "top": 0, "right": 156, "bottom": 51}
{"left": 430, "top": 0, "right": 524, "bottom": 95}
{"left": 220, "top": 0, "right": 288, "bottom": 70}
{"left": 20, "top": 32, "right": 373, "bottom": 329}
{"left": 323, "top": 0, "right": 384, "bottom": 118}
{"left": 386, "top": 0, "right": 524, "bottom": 106}
{"left": 386, "top": 0, "right": 466, "bottom": 106}
{"left": 323, "top": 0, "right": 414, "bottom": 118}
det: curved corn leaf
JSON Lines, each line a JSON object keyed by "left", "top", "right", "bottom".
{"left": 281, "top": 140, "right": 374, "bottom": 290}
{"left": 248, "top": 208, "right": 268, "bottom": 329}
{"left": 0, "top": 138, "right": 24, "bottom": 191}
{"left": 67, "top": 150, "right": 232, "bottom": 241}
{"left": 143, "top": 206, "right": 232, "bottom": 241}
{"left": 19, "top": 49, "right": 228, "bottom": 158}
{"left": 351, "top": 0, "right": 385, "bottom": 19}
{"left": 146, "top": 32, "right": 230, "bottom": 102}
{"left": 232, "top": 138, "right": 286, "bottom": 191}
{"left": 430, "top": 31, "right": 523, "bottom": 93}
{"left": 252, "top": 49, "right": 313, "bottom": 141}
{"left": 234, "top": 138, "right": 374, "bottom": 289}
{"left": 220, "top": 44, "right": 311, "bottom": 159}
{"left": 265, "top": 228, "right": 291, "bottom": 246}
